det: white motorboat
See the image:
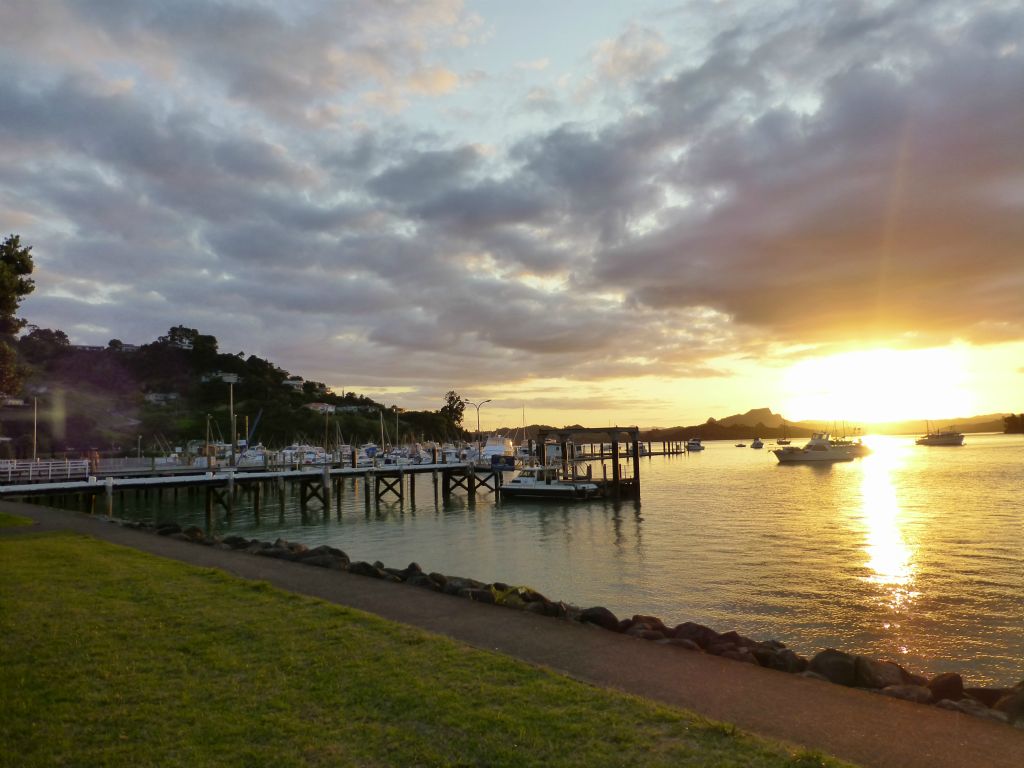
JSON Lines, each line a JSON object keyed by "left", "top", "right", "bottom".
{"left": 750, "top": 437, "right": 764, "bottom": 449}
{"left": 773, "top": 433, "right": 855, "bottom": 463}
{"left": 915, "top": 422, "right": 964, "bottom": 446}
{"left": 500, "top": 465, "right": 600, "bottom": 500}
{"left": 685, "top": 438, "right": 705, "bottom": 452}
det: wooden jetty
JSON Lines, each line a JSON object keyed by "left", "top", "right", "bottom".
{"left": 0, "top": 462, "right": 505, "bottom": 522}
{"left": 2, "top": 427, "right": 659, "bottom": 522}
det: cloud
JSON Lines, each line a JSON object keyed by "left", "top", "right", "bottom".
{"left": 3, "top": 0, "right": 1023, "bottom": 420}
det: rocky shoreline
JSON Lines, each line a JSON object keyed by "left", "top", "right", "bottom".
{"left": 141, "top": 520, "right": 1024, "bottom": 730}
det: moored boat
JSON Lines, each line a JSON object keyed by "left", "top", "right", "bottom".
{"left": 751, "top": 437, "right": 764, "bottom": 449}
{"left": 915, "top": 422, "right": 964, "bottom": 446}
{"left": 773, "top": 433, "right": 855, "bottom": 463}
{"left": 500, "top": 465, "right": 599, "bottom": 500}
{"left": 685, "top": 438, "right": 705, "bottom": 452}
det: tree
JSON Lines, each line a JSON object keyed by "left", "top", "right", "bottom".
{"left": 18, "top": 325, "right": 70, "bottom": 363}
{"left": 1005, "top": 414, "right": 1023, "bottom": 434}
{"left": 439, "top": 390, "right": 465, "bottom": 427}
{"left": 0, "top": 234, "right": 34, "bottom": 337}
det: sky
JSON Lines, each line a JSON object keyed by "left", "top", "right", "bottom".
{"left": 2, "top": 0, "right": 1023, "bottom": 430}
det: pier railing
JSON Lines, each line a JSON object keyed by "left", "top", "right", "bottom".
{"left": 1, "top": 459, "right": 91, "bottom": 485}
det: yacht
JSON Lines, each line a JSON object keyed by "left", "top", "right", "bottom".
{"left": 750, "top": 437, "right": 764, "bottom": 449}
{"left": 915, "top": 424, "right": 965, "bottom": 446}
{"left": 773, "top": 433, "right": 856, "bottom": 463}
{"left": 685, "top": 438, "right": 705, "bottom": 452}
{"left": 500, "top": 465, "right": 600, "bottom": 500}
{"left": 830, "top": 432, "right": 871, "bottom": 456}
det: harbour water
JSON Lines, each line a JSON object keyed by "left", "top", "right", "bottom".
{"left": 94, "top": 433, "right": 1023, "bottom": 686}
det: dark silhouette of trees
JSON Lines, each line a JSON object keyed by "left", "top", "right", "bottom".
{"left": 1004, "top": 414, "right": 1023, "bottom": 434}
{"left": 440, "top": 390, "right": 465, "bottom": 427}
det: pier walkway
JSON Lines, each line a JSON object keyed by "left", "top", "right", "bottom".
{"left": 2, "top": 501, "right": 1021, "bottom": 768}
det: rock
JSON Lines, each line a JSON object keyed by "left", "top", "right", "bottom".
{"left": 442, "top": 576, "right": 486, "bottom": 596}
{"left": 300, "top": 554, "right": 347, "bottom": 570}
{"left": 428, "top": 572, "right": 447, "bottom": 588}
{"left": 402, "top": 562, "right": 423, "bottom": 577}
{"left": 382, "top": 567, "right": 406, "bottom": 580}
{"left": 778, "top": 649, "right": 808, "bottom": 673}
{"left": 965, "top": 687, "right": 1010, "bottom": 708}
{"left": 809, "top": 649, "right": 857, "bottom": 687}
{"left": 182, "top": 525, "right": 205, "bottom": 542}
{"left": 222, "top": 535, "right": 250, "bottom": 549}
{"left": 459, "top": 588, "right": 495, "bottom": 604}
{"left": 718, "top": 630, "right": 757, "bottom": 649}
{"left": 937, "top": 698, "right": 1009, "bottom": 723}
{"left": 659, "top": 638, "right": 701, "bottom": 651}
{"left": 928, "top": 672, "right": 964, "bottom": 702}
{"left": 631, "top": 614, "right": 668, "bottom": 633}
{"left": 347, "top": 560, "right": 384, "bottom": 578}
{"left": 800, "top": 670, "right": 831, "bottom": 683}
{"left": 579, "top": 606, "right": 620, "bottom": 631}
{"left": 167, "top": 532, "right": 192, "bottom": 542}
{"left": 721, "top": 648, "right": 758, "bottom": 664}
{"left": 671, "top": 622, "right": 720, "bottom": 649}
{"left": 881, "top": 685, "right": 933, "bottom": 704}
{"left": 993, "top": 690, "right": 1024, "bottom": 724}
{"left": 255, "top": 545, "right": 295, "bottom": 560}
{"left": 298, "top": 545, "right": 349, "bottom": 565}
{"left": 855, "top": 656, "right": 907, "bottom": 689}
{"left": 405, "top": 573, "right": 439, "bottom": 590}
{"left": 705, "top": 641, "right": 737, "bottom": 656}
{"left": 155, "top": 523, "right": 182, "bottom": 536}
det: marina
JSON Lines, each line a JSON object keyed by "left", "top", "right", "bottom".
{"left": 13, "top": 432, "right": 1024, "bottom": 687}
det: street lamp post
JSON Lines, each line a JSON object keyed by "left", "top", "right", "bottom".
{"left": 205, "top": 413, "right": 212, "bottom": 468}
{"left": 463, "top": 398, "right": 491, "bottom": 464}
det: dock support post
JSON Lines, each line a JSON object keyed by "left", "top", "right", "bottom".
{"left": 631, "top": 435, "right": 642, "bottom": 500}
{"left": 322, "top": 466, "right": 331, "bottom": 515}
{"left": 611, "top": 439, "right": 620, "bottom": 498}
{"left": 104, "top": 477, "right": 114, "bottom": 517}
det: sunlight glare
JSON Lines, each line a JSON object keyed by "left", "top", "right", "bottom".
{"left": 780, "top": 347, "right": 975, "bottom": 423}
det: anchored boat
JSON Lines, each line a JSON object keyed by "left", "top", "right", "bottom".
{"left": 500, "top": 465, "right": 599, "bottom": 500}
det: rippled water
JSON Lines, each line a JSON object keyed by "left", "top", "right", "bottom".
{"left": 92, "top": 433, "right": 1024, "bottom": 686}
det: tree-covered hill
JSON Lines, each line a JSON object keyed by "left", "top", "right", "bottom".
{"left": 1, "top": 324, "right": 465, "bottom": 458}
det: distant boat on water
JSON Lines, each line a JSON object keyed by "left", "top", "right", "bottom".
{"left": 916, "top": 421, "right": 965, "bottom": 446}
{"left": 686, "top": 438, "right": 705, "bottom": 452}
{"left": 750, "top": 437, "right": 764, "bottom": 449}
{"left": 772, "top": 433, "right": 855, "bottom": 463}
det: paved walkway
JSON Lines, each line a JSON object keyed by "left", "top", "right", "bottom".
{"left": 3, "top": 501, "right": 1022, "bottom": 768}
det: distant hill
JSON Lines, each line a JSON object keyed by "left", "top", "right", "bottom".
{"left": 715, "top": 407, "right": 786, "bottom": 428}
{"left": 634, "top": 408, "right": 1012, "bottom": 441}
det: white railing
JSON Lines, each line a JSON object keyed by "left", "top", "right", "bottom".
{"left": 0, "top": 459, "right": 92, "bottom": 485}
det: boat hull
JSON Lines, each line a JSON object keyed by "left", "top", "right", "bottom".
{"left": 500, "top": 485, "right": 600, "bottom": 500}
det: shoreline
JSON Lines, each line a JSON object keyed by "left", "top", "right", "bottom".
{"left": 4, "top": 499, "right": 1024, "bottom": 768}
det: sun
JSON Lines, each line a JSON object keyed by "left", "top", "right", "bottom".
{"left": 779, "top": 347, "right": 976, "bottom": 424}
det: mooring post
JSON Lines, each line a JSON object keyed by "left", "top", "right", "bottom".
{"left": 104, "top": 477, "right": 114, "bottom": 517}
{"left": 631, "top": 436, "right": 642, "bottom": 499}
{"left": 226, "top": 473, "right": 235, "bottom": 520}
{"left": 363, "top": 472, "right": 372, "bottom": 510}
{"left": 322, "top": 465, "right": 331, "bottom": 514}
{"left": 408, "top": 471, "right": 415, "bottom": 505}
{"left": 611, "top": 439, "right": 620, "bottom": 497}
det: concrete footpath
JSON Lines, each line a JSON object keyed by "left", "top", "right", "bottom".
{"left": 3, "top": 501, "right": 1022, "bottom": 768}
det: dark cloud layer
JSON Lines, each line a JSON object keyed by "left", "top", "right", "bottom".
{"left": 2, "top": 0, "right": 1022, "bottom": 413}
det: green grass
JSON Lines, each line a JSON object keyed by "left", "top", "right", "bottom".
{"left": 0, "top": 534, "right": 853, "bottom": 768}
{"left": 0, "top": 511, "right": 33, "bottom": 527}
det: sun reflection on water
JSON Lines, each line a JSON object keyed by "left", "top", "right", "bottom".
{"left": 859, "top": 437, "right": 918, "bottom": 612}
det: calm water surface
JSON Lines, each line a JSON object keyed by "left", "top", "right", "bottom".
{"left": 104, "top": 433, "right": 1024, "bottom": 685}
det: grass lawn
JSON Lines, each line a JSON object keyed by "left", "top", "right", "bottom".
{"left": 0, "top": 511, "right": 33, "bottom": 527}
{"left": 0, "top": 533, "right": 853, "bottom": 768}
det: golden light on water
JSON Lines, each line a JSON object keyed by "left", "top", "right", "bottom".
{"left": 859, "top": 437, "right": 918, "bottom": 613}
